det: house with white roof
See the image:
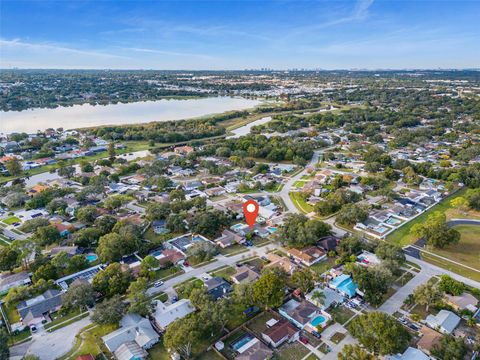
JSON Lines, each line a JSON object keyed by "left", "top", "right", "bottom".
{"left": 102, "top": 314, "right": 159, "bottom": 355}
{"left": 425, "top": 310, "right": 461, "bottom": 334}
{"left": 152, "top": 299, "right": 195, "bottom": 331}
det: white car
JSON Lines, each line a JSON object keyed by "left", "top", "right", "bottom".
{"left": 154, "top": 281, "right": 164, "bottom": 287}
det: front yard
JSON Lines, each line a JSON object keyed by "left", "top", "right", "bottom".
{"left": 329, "top": 305, "right": 355, "bottom": 325}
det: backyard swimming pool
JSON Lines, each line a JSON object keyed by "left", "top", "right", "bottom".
{"left": 86, "top": 254, "right": 98, "bottom": 263}
{"left": 232, "top": 334, "right": 253, "bottom": 351}
{"left": 310, "top": 315, "right": 327, "bottom": 327}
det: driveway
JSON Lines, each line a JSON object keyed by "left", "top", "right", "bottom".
{"left": 10, "top": 316, "right": 92, "bottom": 360}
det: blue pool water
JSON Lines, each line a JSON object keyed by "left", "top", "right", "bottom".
{"left": 151, "top": 250, "right": 162, "bottom": 257}
{"left": 86, "top": 254, "right": 98, "bottom": 263}
{"left": 232, "top": 335, "right": 253, "bottom": 351}
{"left": 385, "top": 217, "right": 400, "bottom": 225}
{"left": 310, "top": 315, "right": 326, "bottom": 327}
{"left": 231, "top": 223, "right": 245, "bottom": 231}
{"left": 267, "top": 227, "right": 278, "bottom": 233}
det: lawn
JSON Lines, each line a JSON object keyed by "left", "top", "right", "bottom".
{"left": 149, "top": 341, "right": 171, "bottom": 360}
{"left": 8, "top": 328, "right": 31, "bottom": 346}
{"left": 150, "top": 292, "right": 168, "bottom": 302}
{"left": 246, "top": 311, "right": 280, "bottom": 338}
{"left": 428, "top": 225, "right": 480, "bottom": 271}
{"left": 3, "top": 302, "right": 20, "bottom": 324}
{"left": 209, "top": 265, "right": 236, "bottom": 280}
{"left": 44, "top": 307, "right": 82, "bottom": 330}
{"left": 289, "top": 192, "right": 314, "bottom": 214}
{"left": 218, "top": 243, "right": 249, "bottom": 256}
{"left": 152, "top": 265, "right": 184, "bottom": 281}
{"left": 276, "top": 341, "right": 310, "bottom": 360}
{"left": 1, "top": 216, "right": 21, "bottom": 225}
{"left": 310, "top": 257, "right": 336, "bottom": 276}
{"left": 59, "top": 323, "right": 118, "bottom": 360}
{"left": 330, "top": 332, "right": 346, "bottom": 344}
{"left": 421, "top": 252, "right": 480, "bottom": 282}
{"left": 329, "top": 306, "right": 355, "bottom": 325}
{"left": 386, "top": 188, "right": 467, "bottom": 246}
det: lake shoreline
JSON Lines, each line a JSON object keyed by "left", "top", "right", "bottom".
{"left": 0, "top": 96, "right": 262, "bottom": 134}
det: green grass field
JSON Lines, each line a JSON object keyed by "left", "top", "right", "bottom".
{"left": 1, "top": 216, "right": 21, "bottom": 225}
{"left": 289, "top": 192, "right": 314, "bottom": 213}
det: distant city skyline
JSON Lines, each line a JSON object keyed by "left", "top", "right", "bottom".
{"left": 1, "top": 0, "right": 479, "bottom": 70}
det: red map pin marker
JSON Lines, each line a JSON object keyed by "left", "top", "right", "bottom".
{"left": 243, "top": 200, "right": 259, "bottom": 229}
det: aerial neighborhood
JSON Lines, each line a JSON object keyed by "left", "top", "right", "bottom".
{"left": 0, "top": 69, "right": 479, "bottom": 360}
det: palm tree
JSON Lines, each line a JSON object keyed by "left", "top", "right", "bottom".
{"left": 311, "top": 290, "right": 326, "bottom": 307}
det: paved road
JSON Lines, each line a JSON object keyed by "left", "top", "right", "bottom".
{"left": 146, "top": 243, "right": 280, "bottom": 297}
{"left": 9, "top": 315, "right": 92, "bottom": 360}
{"left": 248, "top": 147, "right": 348, "bottom": 237}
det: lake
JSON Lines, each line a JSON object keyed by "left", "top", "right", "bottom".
{"left": 0, "top": 97, "right": 261, "bottom": 134}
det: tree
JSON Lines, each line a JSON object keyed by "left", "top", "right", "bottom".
{"left": 338, "top": 344, "right": 376, "bottom": 360}
{"left": 72, "top": 227, "right": 102, "bottom": 247}
{"left": 94, "top": 215, "right": 117, "bottom": 234}
{"left": 465, "top": 188, "right": 480, "bottom": 210}
{"left": 140, "top": 255, "right": 160, "bottom": 279}
{"left": 96, "top": 232, "right": 140, "bottom": 263}
{"left": 62, "top": 282, "right": 95, "bottom": 310}
{"left": 413, "top": 283, "right": 443, "bottom": 312}
{"left": 336, "top": 203, "right": 369, "bottom": 225}
{"left": 92, "top": 295, "right": 127, "bottom": 325}
{"left": 23, "top": 355, "right": 41, "bottom": 360}
{"left": 0, "top": 327, "right": 9, "bottom": 360}
{"left": 375, "top": 242, "right": 405, "bottom": 263}
{"left": 46, "top": 198, "right": 68, "bottom": 215}
{"left": 438, "top": 275, "right": 466, "bottom": 295}
{"left": 431, "top": 335, "right": 467, "bottom": 360}
{"left": 34, "top": 225, "right": 60, "bottom": 246}
{"left": 32, "top": 263, "right": 57, "bottom": 283}
{"left": 127, "top": 277, "right": 151, "bottom": 316}
{"left": 402, "top": 166, "right": 421, "bottom": 186}
{"left": 252, "top": 271, "right": 285, "bottom": 309}
{"left": 2, "top": 191, "right": 27, "bottom": 209}
{"left": 450, "top": 196, "right": 469, "bottom": 214}
{"left": 146, "top": 203, "right": 171, "bottom": 221}
{"left": 67, "top": 255, "right": 89, "bottom": 274}
{"left": 277, "top": 214, "right": 331, "bottom": 248}
{"left": 163, "top": 316, "right": 200, "bottom": 359}
{"left": 108, "top": 142, "right": 116, "bottom": 161}
{"left": 310, "top": 290, "right": 326, "bottom": 307}
{"left": 186, "top": 241, "right": 217, "bottom": 265}
{"left": 349, "top": 312, "right": 411, "bottom": 355}
{"left": 346, "top": 264, "right": 392, "bottom": 307}
{"left": 166, "top": 214, "right": 186, "bottom": 233}
{"left": 291, "top": 268, "right": 315, "bottom": 293}
{"left": 411, "top": 211, "right": 460, "bottom": 248}
{"left": 0, "top": 246, "right": 19, "bottom": 271}
{"left": 76, "top": 205, "right": 97, "bottom": 224}
{"left": 92, "top": 263, "right": 133, "bottom": 297}
{"left": 337, "top": 236, "right": 363, "bottom": 263}
{"left": 5, "top": 157, "right": 22, "bottom": 176}
{"left": 190, "top": 210, "right": 230, "bottom": 238}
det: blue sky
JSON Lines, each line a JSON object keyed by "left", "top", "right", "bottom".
{"left": 1, "top": 0, "right": 479, "bottom": 69}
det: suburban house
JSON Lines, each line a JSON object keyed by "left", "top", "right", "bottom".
{"left": 445, "top": 292, "right": 478, "bottom": 312}
{"left": 287, "top": 246, "right": 326, "bottom": 266}
{"left": 17, "top": 289, "right": 63, "bottom": 326}
{"left": 387, "top": 347, "right": 432, "bottom": 360}
{"left": 235, "top": 337, "right": 273, "bottom": 360}
{"left": 425, "top": 310, "right": 461, "bottom": 334}
{"left": 262, "top": 318, "right": 300, "bottom": 348}
{"left": 328, "top": 274, "right": 358, "bottom": 298}
{"left": 318, "top": 236, "right": 339, "bottom": 253}
{"left": 204, "top": 277, "right": 232, "bottom": 301}
{"left": 417, "top": 326, "right": 443, "bottom": 356}
{"left": 150, "top": 248, "right": 186, "bottom": 268}
{"left": 152, "top": 299, "right": 195, "bottom": 332}
{"left": 279, "top": 299, "right": 320, "bottom": 329}
{"left": 306, "top": 286, "right": 344, "bottom": 310}
{"left": 102, "top": 314, "right": 159, "bottom": 356}
{"left": 214, "top": 229, "right": 244, "bottom": 248}
{"left": 265, "top": 253, "right": 296, "bottom": 275}
{"left": 231, "top": 266, "right": 260, "bottom": 285}
{"left": 0, "top": 271, "right": 31, "bottom": 295}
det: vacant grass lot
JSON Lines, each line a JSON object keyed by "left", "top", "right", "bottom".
{"left": 428, "top": 225, "right": 480, "bottom": 272}
{"left": 1, "top": 216, "right": 21, "bottom": 225}
{"left": 421, "top": 252, "right": 480, "bottom": 282}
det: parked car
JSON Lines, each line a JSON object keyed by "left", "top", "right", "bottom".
{"left": 311, "top": 331, "right": 321, "bottom": 339}
{"left": 30, "top": 325, "right": 37, "bottom": 333}
{"left": 171, "top": 295, "right": 178, "bottom": 303}
{"left": 299, "top": 336, "right": 308, "bottom": 344}
{"left": 154, "top": 280, "right": 164, "bottom": 287}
